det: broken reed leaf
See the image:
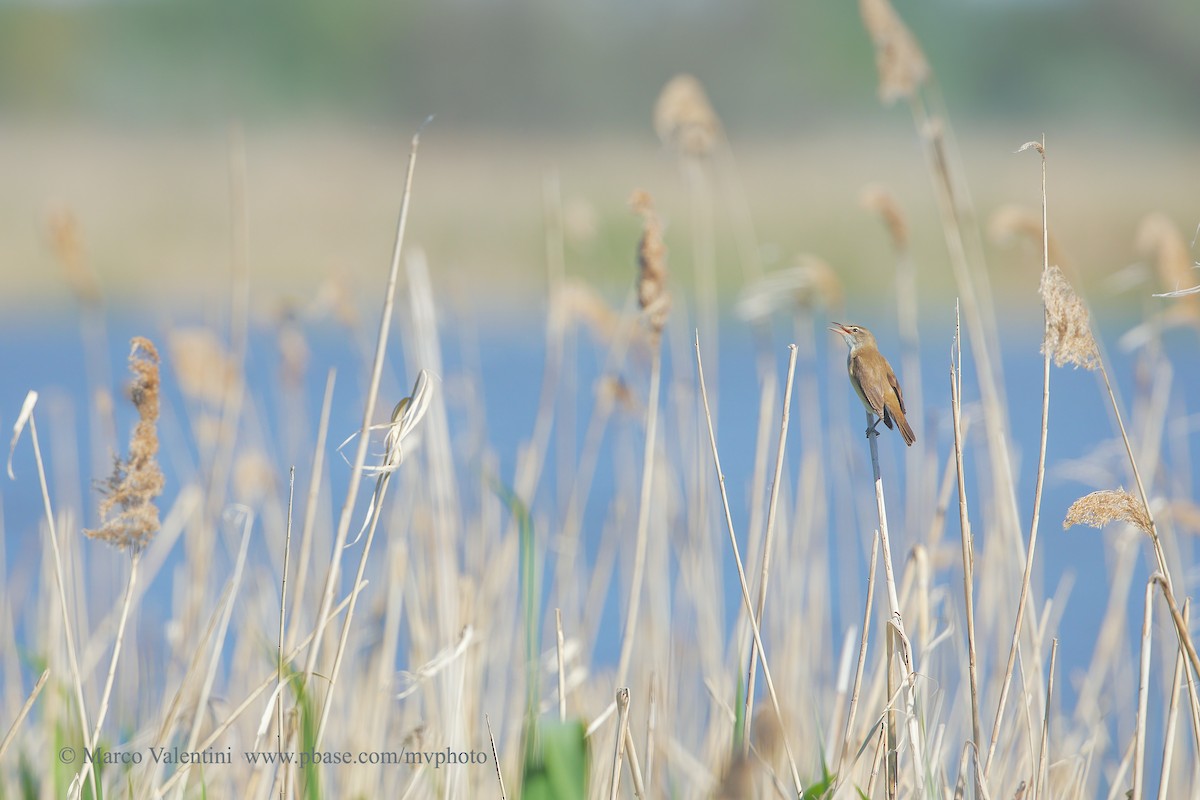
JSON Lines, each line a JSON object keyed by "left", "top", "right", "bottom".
{"left": 860, "top": 184, "right": 909, "bottom": 251}
{"left": 1063, "top": 489, "right": 1152, "bottom": 537}
{"left": 1138, "top": 213, "right": 1200, "bottom": 313}
{"left": 344, "top": 369, "right": 435, "bottom": 547}
{"left": 1039, "top": 265, "right": 1099, "bottom": 370}
{"left": 86, "top": 337, "right": 164, "bottom": 553}
{"left": 629, "top": 190, "right": 671, "bottom": 337}
{"left": 859, "top": 0, "right": 931, "bottom": 105}
{"left": 653, "top": 74, "right": 720, "bottom": 158}
{"left": 7, "top": 391, "right": 39, "bottom": 479}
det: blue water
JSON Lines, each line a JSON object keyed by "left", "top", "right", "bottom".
{"left": 2, "top": 305, "right": 1195, "bottom": 788}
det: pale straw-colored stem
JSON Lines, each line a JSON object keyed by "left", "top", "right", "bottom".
{"left": 1037, "top": 638, "right": 1057, "bottom": 800}
{"left": 1132, "top": 577, "right": 1156, "bottom": 800}
{"left": 0, "top": 668, "right": 49, "bottom": 759}
{"left": 834, "top": 527, "right": 879, "bottom": 791}
{"left": 172, "top": 508, "right": 254, "bottom": 800}
{"left": 1157, "top": 603, "right": 1189, "bottom": 800}
{"left": 609, "top": 687, "right": 631, "bottom": 800}
{"left": 28, "top": 416, "right": 95, "bottom": 799}
{"left": 155, "top": 582, "right": 366, "bottom": 796}
{"left": 987, "top": 140, "right": 1052, "bottom": 778}
{"left": 951, "top": 332, "right": 982, "bottom": 762}
{"left": 865, "top": 406, "right": 926, "bottom": 794}
{"left": 301, "top": 127, "right": 422, "bottom": 717}
{"left": 742, "top": 343, "right": 799, "bottom": 751}
{"left": 74, "top": 554, "right": 141, "bottom": 799}
{"left": 615, "top": 346, "right": 662, "bottom": 689}
{"left": 286, "top": 368, "right": 336, "bottom": 654}
{"left": 695, "top": 332, "right": 804, "bottom": 797}
{"left": 277, "top": 468, "right": 295, "bottom": 753}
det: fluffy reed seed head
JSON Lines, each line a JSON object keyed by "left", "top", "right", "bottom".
{"left": 859, "top": 0, "right": 930, "bottom": 105}
{"left": 989, "top": 204, "right": 1067, "bottom": 272}
{"left": 630, "top": 189, "right": 671, "bottom": 338}
{"left": 1040, "top": 265, "right": 1099, "bottom": 370}
{"left": 47, "top": 210, "right": 102, "bottom": 307}
{"left": 86, "top": 337, "right": 164, "bottom": 553}
{"left": 860, "top": 184, "right": 909, "bottom": 251}
{"left": 169, "top": 327, "right": 240, "bottom": 406}
{"left": 1063, "top": 489, "right": 1152, "bottom": 537}
{"left": 653, "top": 74, "right": 720, "bottom": 158}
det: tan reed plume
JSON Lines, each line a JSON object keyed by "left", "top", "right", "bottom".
{"left": 860, "top": 184, "right": 910, "bottom": 251}
{"left": 1064, "top": 489, "right": 1153, "bottom": 538}
{"left": 48, "top": 210, "right": 102, "bottom": 307}
{"left": 630, "top": 189, "right": 671, "bottom": 337}
{"left": 1039, "top": 265, "right": 1099, "bottom": 370}
{"left": 859, "top": 0, "right": 930, "bottom": 105}
{"left": 653, "top": 74, "right": 720, "bottom": 158}
{"left": 86, "top": 337, "right": 164, "bottom": 552}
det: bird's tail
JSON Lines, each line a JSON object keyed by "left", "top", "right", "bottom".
{"left": 895, "top": 411, "right": 916, "bottom": 446}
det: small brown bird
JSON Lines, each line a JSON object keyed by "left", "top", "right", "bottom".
{"left": 830, "top": 322, "right": 916, "bottom": 446}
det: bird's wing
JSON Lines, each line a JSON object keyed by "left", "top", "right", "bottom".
{"left": 888, "top": 368, "right": 906, "bottom": 414}
{"left": 853, "top": 353, "right": 887, "bottom": 417}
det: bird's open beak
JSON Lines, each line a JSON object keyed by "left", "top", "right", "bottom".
{"left": 828, "top": 322, "right": 849, "bottom": 336}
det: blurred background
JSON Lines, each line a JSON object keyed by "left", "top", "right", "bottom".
{"left": 1, "top": 0, "right": 1197, "bottom": 314}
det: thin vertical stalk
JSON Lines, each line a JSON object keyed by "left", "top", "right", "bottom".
{"left": 301, "top": 127, "right": 423, "bottom": 705}
{"left": 743, "top": 343, "right": 799, "bottom": 750}
{"left": 987, "top": 139, "right": 1052, "bottom": 777}
{"left": 615, "top": 346, "right": 662, "bottom": 689}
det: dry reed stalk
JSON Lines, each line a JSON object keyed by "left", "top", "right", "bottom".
{"left": 300, "top": 126, "right": 422, "bottom": 734}
{"left": 835, "top": 526, "right": 880, "bottom": 787}
{"left": 950, "top": 318, "right": 982, "bottom": 761}
{"left": 615, "top": 190, "right": 670, "bottom": 689}
{"left": 155, "top": 582, "right": 367, "bottom": 795}
{"left": 695, "top": 332, "right": 804, "bottom": 797}
{"left": 172, "top": 507, "right": 254, "bottom": 800}
{"left": 1037, "top": 639, "right": 1058, "bottom": 800}
{"left": 609, "top": 687, "right": 632, "bottom": 800}
{"left": 1132, "top": 578, "right": 1156, "bottom": 800}
{"left": 863, "top": 400, "right": 927, "bottom": 793}
{"left": 986, "top": 140, "right": 1055, "bottom": 782}
{"left": 1157, "top": 602, "right": 1190, "bottom": 800}
{"left": 285, "top": 368, "right": 336, "bottom": 653}
{"left": 485, "top": 714, "right": 507, "bottom": 800}
{"left": 0, "top": 668, "right": 49, "bottom": 760}
{"left": 742, "top": 343, "right": 799, "bottom": 751}
{"left": 275, "top": 467, "right": 295, "bottom": 758}
{"left": 8, "top": 394, "right": 96, "bottom": 799}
